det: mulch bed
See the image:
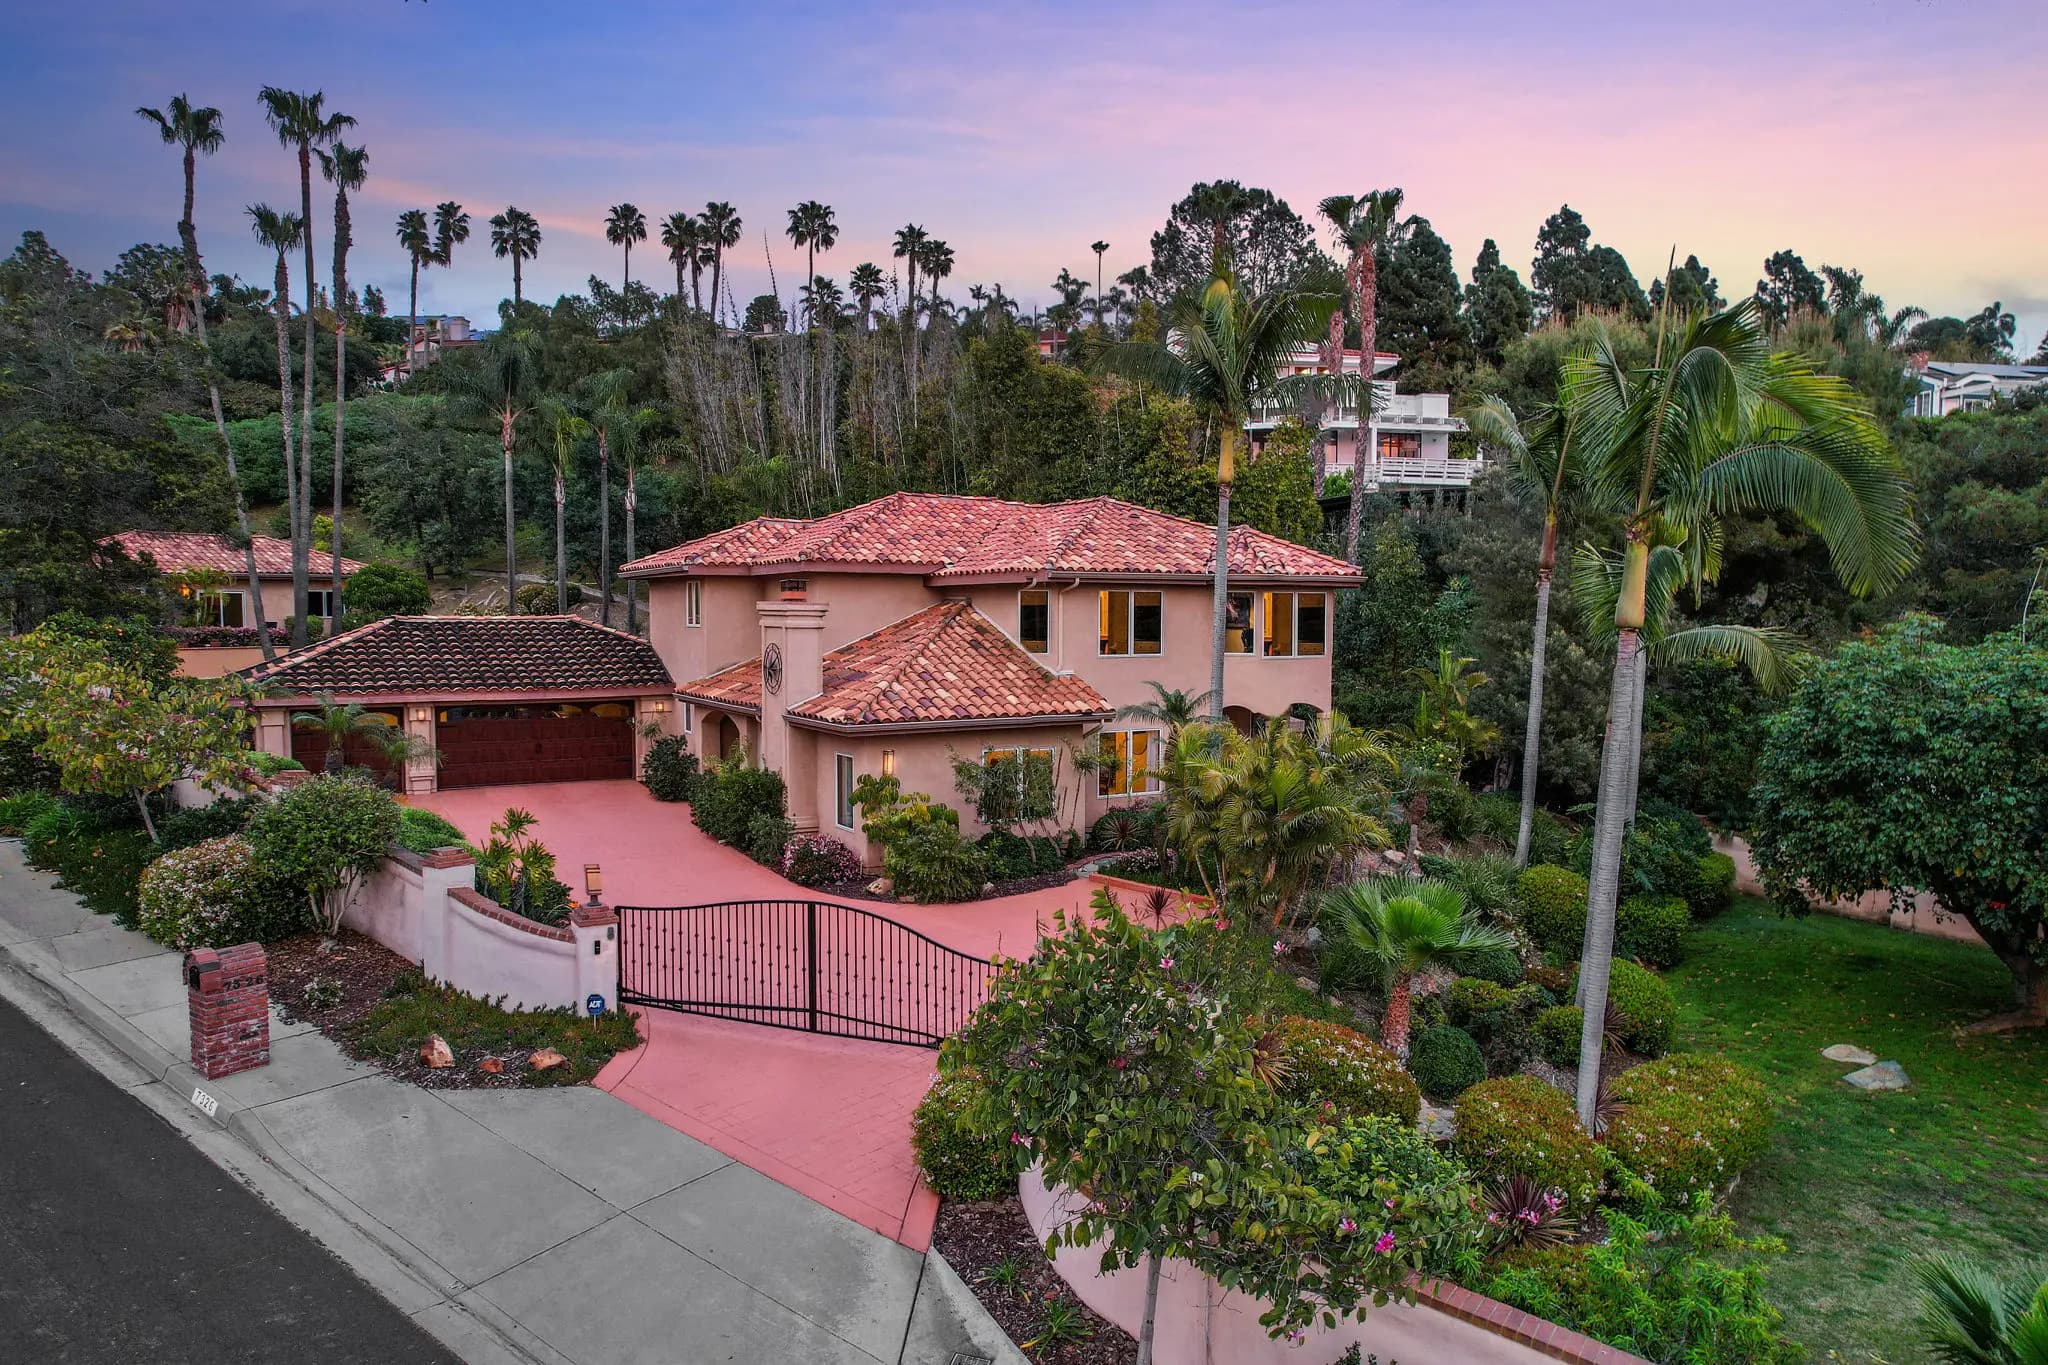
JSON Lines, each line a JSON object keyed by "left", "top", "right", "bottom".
{"left": 933, "top": 1196, "right": 1135, "bottom": 1365}
{"left": 813, "top": 866, "right": 1081, "bottom": 907}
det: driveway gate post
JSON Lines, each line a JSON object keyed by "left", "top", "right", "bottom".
{"left": 805, "top": 901, "right": 820, "bottom": 1033}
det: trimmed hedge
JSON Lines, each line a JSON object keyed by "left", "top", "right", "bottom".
{"left": 641, "top": 736, "right": 701, "bottom": 803}
{"left": 1604, "top": 1053, "right": 1774, "bottom": 1200}
{"left": 1534, "top": 1005, "right": 1583, "bottom": 1067}
{"left": 1409, "top": 1025, "right": 1486, "bottom": 1102}
{"left": 394, "top": 806, "right": 468, "bottom": 856}
{"left": 1618, "top": 894, "right": 1690, "bottom": 970}
{"left": 1516, "top": 864, "right": 1589, "bottom": 951}
{"left": 1268, "top": 1016, "right": 1421, "bottom": 1126}
{"left": 691, "top": 765, "right": 788, "bottom": 858}
{"left": 911, "top": 1072, "right": 1011, "bottom": 1200}
{"left": 1588, "top": 959, "right": 1677, "bottom": 1057}
{"left": 1454, "top": 1075, "right": 1606, "bottom": 1212}
{"left": 1691, "top": 852, "right": 1738, "bottom": 917}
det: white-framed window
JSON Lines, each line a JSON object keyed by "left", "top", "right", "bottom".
{"left": 982, "top": 746, "right": 1057, "bottom": 822}
{"left": 1224, "top": 591, "right": 1253, "bottom": 654}
{"left": 1098, "top": 589, "right": 1161, "bottom": 656}
{"left": 685, "top": 579, "right": 703, "bottom": 627}
{"left": 1018, "top": 588, "right": 1050, "bottom": 654}
{"left": 1262, "top": 591, "right": 1327, "bottom": 657}
{"left": 305, "top": 589, "right": 337, "bottom": 621}
{"left": 196, "top": 590, "right": 246, "bottom": 628}
{"left": 1097, "top": 728, "right": 1161, "bottom": 796}
{"left": 834, "top": 753, "right": 856, "bottom": 829}
{"left": 682, "top": 702, "right": 694, "bottom": 735}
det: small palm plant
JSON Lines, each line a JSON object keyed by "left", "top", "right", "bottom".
{"left": 1915, "top": 1255, "right": 2048, "bottom": 1365}
{"left": 1321, "top": 877, "right": 1517, "bottom": 1056}
{"left": 290, "top": 695, "right": 388, "bottom": 774}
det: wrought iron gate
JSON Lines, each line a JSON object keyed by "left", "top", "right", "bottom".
{"left": 615, "top": 899, "right": 998, "bottom": 1048}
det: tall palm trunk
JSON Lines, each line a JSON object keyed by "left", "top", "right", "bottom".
{"left": 407, "top": 256, "right": 420, "bottom": 374}
{"left": 1342, "top": 247, "right": 1375, "bottom": 563}
{"left": 1309, "top": 307, "right": 1342, "bottom": 497}
{"left": 673, "top": 256, "right": 686, "bottom": 302}
{"left": 690, "top": 259, "right": 703, "bottom": 313}
{"left": 511, "top": 251, "right": 523, "bottom": 307}
{"left": 1514, "top": 518, "right": 1559, "bottom": 868}
{"left": 294, "top": 146, "right": 317, "bottom": 646}
{"left": 906, "top": 258, "right": 920, "bottom": 423}
{"left": 1621, "top": 648, "right": 1648, "bottom": 822}
{"left": 553, "top": 464, "right": 567, "bottom": 614}
{"left": 1381, "top": 974, "right": 1416, "bottom": 1056}
{"left": 500, "top": 409, "right": 517, "bottom": 609}
{"left": 1208, "top": 428, "right": 1236, "bottom": 720}
{"left": 624, "top": 463, "right": 639, "bottom": 634}
{"left": 269, "top": 258, "right": 299, "bottom": 580}
{"left": 621, "top": 240, "right": 630, "bottom": 296}
{"left": 709, "top": 246, "right": 723, "bottom": 328}
{"left": 596, "top": 427, "right": 612, "bottom": 626}
{"left": 330, "top": 190, "right": 351, "bottom": 627}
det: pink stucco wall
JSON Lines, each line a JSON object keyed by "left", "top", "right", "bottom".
{"left": 1713, "top": 833, "right": 1982, "bottom": 946}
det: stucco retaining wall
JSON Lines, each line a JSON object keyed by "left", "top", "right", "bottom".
{"left": 1712, "top": 833, "right": 1983, "bottom": 946}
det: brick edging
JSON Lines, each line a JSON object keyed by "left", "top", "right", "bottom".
{"left": 1412, "top": 1276, "right": 1651, "bottom": 1365}
{"left": 447, "top": 887, "right": 575, "bottom": 942}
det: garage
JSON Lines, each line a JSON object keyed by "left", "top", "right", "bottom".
{"left": 435, "top": 700, "right": 638, "bottom": 788}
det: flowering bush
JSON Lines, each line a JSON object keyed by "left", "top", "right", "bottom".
{"left": 1515, "top": 865, "right": 1589, "bottom": 951}
{"left": 911, "top": 1071, "right": 1010, "bottom": 1201}
{"left": 136, "top": 834, "right": 302, "bottom": 948}
{"left": 1297, "top": 1115, "right": 1481, "bottom": 1276}
{"left": 1267, "top": 1016, "right": 1421, "bottom": 1125}
{"left": 1453, "top": 1076, "right": 1605, "bottom": 1213}
{"left": 783, "top": 834, "right": 863, "bottom": 889}
{"left": 1604, "top": 1054, "right": 1773, "bottom": 1199}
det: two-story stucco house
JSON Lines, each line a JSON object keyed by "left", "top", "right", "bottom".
{"left": 621, "top": 491, "right": 1360, "bottom": 859}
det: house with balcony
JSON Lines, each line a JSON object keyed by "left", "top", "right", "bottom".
{"left": 621, "top": 492, "right": 1359, "bottom": 859}
{"left": 1906, "top": 357, "right": 2048, "bottom": 417}
{"left": 1245, "top": 346, "right": 1474, "bottom": 494}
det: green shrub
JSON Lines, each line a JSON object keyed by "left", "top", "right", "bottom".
{"left": 888, "top": 820, "right": 988, "bottom": 903}
{"left": 1524, "top": 964, "right": 1570, "bottom": 1000}
{"left": 783, "top": 834, "right": 862, "bottom": 888}
{"left": 1409, "top": 1025, "right": 1486, "bottom": 1102}
{"left": 394, "top": 806, "right": 468, "bottom": 856}
{"left": 1462, "top": 943, "right": 1525, "bottom": 987}
{"left": 1268, "top": 1016, "right": 1421, "bottom": 1125}
{"left": 1026, "top": 834, "right": 1067, "bottom": 874}
{"left": 1089, "top": 806, "right": 1148, "bottom": 853}
{"left": 1516, "top": 864, "right": 1589, "bottom": 951}
{"left": 350, "top": 970, "right": 640, "bottom": 1086}
{"left": 641, "top": 736, "right": 700, "bottom": 803}
{"left": 1579, "top": 959, "right": 1677, "bottom": 1057}
{"left": 745, "top": 811, "right": 795, "bottom": 868}
{"left": 1605, "top": 1054, "right": 1774, "bottom": 1198}
{"left": 1473, "top": 791, "right": 1522, "bottom": 847}
{"left": 247, "top": 775, "right": 403, "bottom": 936}
{"left": 245, "top": 750, "right": 305, "bottom": 778}
{"left": 1431, "top": 782, "right": 1483, "bottom": 843}
{"left": 158, "top": 795, "right": 264, "bottom": 850}
{"left": 1297, "top": 1114, "right": 1481, "bottom": 1275}
{"left": 976, "top": 829, "right": 1033, "bottom": 882}
{"left": 513, "top": 581, "right": 583, "bottom": 613}
{"left": 1482, "top": 1198, "right": 1800, "bottom": 1364}
{"left": 1690, "top": 852, "right": 1737, "bottom": 918}
{"left": 1426, "top": 852, "right": 1522, "bottom": 924}
{"left": 1618, "top": 894, "right": 1690, "bottom": 970}
{"left": 1446, "top": 978, "right": 1543, "bottom": 1074}
{"left": 1453, "top": 1075, "right": 1605, "bottom": 1212}
{"left": 0, "top": 789, "right": 58, "bottom": 835}
{"left": 339, "top": 561, "right": 432, "bottom": 625}
{"left": 1534, "top": 1006, "right": 1583, "bottom": 1067}
{"left": 1638, "top": 800, "right": 1712, "bottom": 856}
{"left": 23, "top": 804, "right": 157, "bottom": 923}
{"left": 690, "top": 764, "right": 788, "bottom": 849}
{"left": 468, "top": 807, "right": 571, "bottom": 926}
{"left": 911, "top": 1072, "right": 1010, "bottom": 1201}
{"left": 136, "top": 834, "right": 304, "bottom": 948}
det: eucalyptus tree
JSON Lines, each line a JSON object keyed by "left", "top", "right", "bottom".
{"left": 701, "top": 201, "right": 742, "bottom": 324}
{"left": 582, "top": 367, "right": 634, "bottom": 625}
{"left": 1560, "top": 298, "right": 1916, "bottom": 1129}
{"left": 1090, "top": 268, "right": 1350, "bottom": 718}
{"left": 848, "top": 262, "right": 885, "bottom": 329}
{"left": 1091, "top": 239, "right": 1110, "bottom": 326}
{"left": 395, "top": 208, "right": 434, "bottom": 370}
{"left": 536, "top": 397, "right": 590, "bottom": 613}
{"left": 660, "top": 212, "right": 699, "bottom": 304}
{"left": 247, "top": 204, "right": 305, "bottom": 595}
{"left": 258, "top": 87, "right": 355, "bottom": 644}
{"left": 137, "top": 95, "right": 273, "bottom": 661}
{"left": 488, "top": 206, "right": 542, "bottom": 306}
{"left": 449, "top": 329, "right": 541, "bottom": 606}
{"left": 1319, "top": 190, "right": 1403, "bottom": 562}
{"left": 318, "top": 142, "right": 368, "bottom": 622}
{"left": 433, "top": 201, "right": 470, "bottom": 269}
{"left": 604, "top": 203, "right": 647, "bottom": 296}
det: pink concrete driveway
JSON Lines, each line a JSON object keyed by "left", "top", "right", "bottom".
{"left": 413, "top": 780, "right": 1095, "bottom": 1247}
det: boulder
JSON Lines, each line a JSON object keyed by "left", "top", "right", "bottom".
{"left": 419, "top": 1034, "right": 455, "bottom": 1069}
{"left": 1822, "top": 1043, "right": 1878, "bottom": 1066}
{"left": 1842, "top": 1060, "right": 1910, "bottom": 1091}
{"left": 479, "top": 1056, "right": 506, "bottom": 1075}
{"left": 529, "top": 1047, "right": 567, "bottom": 1071}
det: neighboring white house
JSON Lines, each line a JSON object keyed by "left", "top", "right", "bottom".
{"left": 1907, "top": 358, "right": 2048, "bottom": 417}
{"left": 1245, "top": 346, "right": 1474, "bottom": 489}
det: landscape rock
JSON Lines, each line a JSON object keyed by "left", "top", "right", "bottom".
{"left": 529, "top": 1047, "right": 567, "bottom": 1071}
{"left": 419, "top": 1034, "right": 455, "bottom": 1069}
{"left": 479, "top": 1056, "right": 505, "bottom": 1075}
{"left": 866, "top": 877, "right": 893, "bottom": 896}
{"left": 1822, "top": 1043, "right": 1878, "bottom": 1065}
{"left": 1842, "top": 1060, "right": 1910, "bottom": 1091}
{"left": 1419, "top": 1101, "right": 1457, "bottom": 1141}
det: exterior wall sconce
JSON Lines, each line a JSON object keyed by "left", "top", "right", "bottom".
{"left": 779, "top": 577, "right": 809, "bottom": 601}
{"left": 412, "top": 707, "right": 430, "bottom": 723}
{"left": 584, "top": 863, "right": 603, "bottom": 906}
{"left": 650, "top": 698, "right": 669, "bottom": 714}
{"left": 881, "top": 749, "right": 896, "bottom": 777}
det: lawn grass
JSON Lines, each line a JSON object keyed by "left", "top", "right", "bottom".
{"left": 1666, "top": 899, "right": 2048, "bottom": 1364}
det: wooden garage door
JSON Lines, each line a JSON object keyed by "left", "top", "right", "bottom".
{"left": 436, "top": 700, "right": 636, "bottom": 789}
{"left": 291, "top": 709, "right": 403, "bottom": 778}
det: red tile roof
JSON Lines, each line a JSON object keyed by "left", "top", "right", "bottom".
{"left": 242, "top": 616, "right": 671, "bottom": 697}
{"left": 676, "top": 602, "right": 1112, "bottom": 728}
{"left": 105, "top": 530, "right": 363, "bottom": 579}
{"left": 620, "top": 492, "right": 1358, "bottom": 583}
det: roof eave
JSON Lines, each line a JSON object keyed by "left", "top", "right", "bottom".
{"left": 785, "top": 709, "right": 1115, "bottom": 736}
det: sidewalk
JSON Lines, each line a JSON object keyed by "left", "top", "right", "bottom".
{"left": 0, "top": 840, "right": 1022, "bottom": 1365}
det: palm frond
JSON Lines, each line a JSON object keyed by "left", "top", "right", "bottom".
{"left": 1648, "top": 624, "right": 1814, "bottom": 695}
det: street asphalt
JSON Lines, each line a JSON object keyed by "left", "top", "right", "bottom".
{"left": 0, "top": 991, "right": 460, "bottom": 1365}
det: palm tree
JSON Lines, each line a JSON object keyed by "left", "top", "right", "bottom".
{"left": 893, "top": 223, "right": 929, "bottom": 412}
{"left": 661, "top": 211, "right": 699, "bottom": 304}
{"left": 395, "top": 209, "right": 433, "bottom": 372}
{"left": 1117, "top": 682, "right": 1213, "bottom": 741}
{"left": 489, "top": 206, "right": 542, "bottom": 306}
{"left": 290, "top": 696, "right": 388, "bottom": 775}
{"left": 605, "top": 203, "right": 647, "bottom": 296}
{"left": 1460, "top": 393, "right": 1580, "bottom": 867}
{"left": 247, "top": 203, "right": 304, "bottom": 609}
{"left": 137, "top": 96, "right": 275, "bottom": 663}
{"left": 616, "top": 404, "right": 659, "bottom": 635}
{"left": 1213, "top": 719, "right": 1387, "bottom": 928}
{"left": 1090, "top": 240, "right": 1110, "bottom": 327}
{"left": 1320, "top": 190, "right": 1404, "bottom": 562}
{"left": 1560, "top": 299, "right": 1917, "bottom": 1129}
{"left": 1050, "top": 267, "right": 1088, "bottom": 329}
{"left": 359, "top": 725, "right": 442, "bottom": 792}
{"left": 258, "top": 88, "right": 355, "bottom": 647}
{"left": 318, "top": 142, "right": 368, "bottom": 626}
{"left": 433, "top": 201, "right": 470, "bottom": 271}
{"left": 1090, "top": 268, "right": 1351, "bottom": 720}
{"left": 1321, "top": 878, "right": 1516, "bottom": 1055}
{"left": 449, "top": 329, "right": 541, "bottom": 607}
{"left": 848, "top": 262, "right": 885, "bottom": 330}
{"left": 1914, "top": 1254, "right": 2048, "bottom": 1365}
{"left": 537, "top": 398, "right": 591, "bottom": 613}
{"left": 784, "top": 201, "right": 838, "bottom": 328}
{"left": 582, "top": 367, "right": 633, "bottom": 625}
{"left": 701, "top": 201, "right": 742, "bottom": 325}
{"left": 918, "top": 239, "right": 955, "bottom": 321}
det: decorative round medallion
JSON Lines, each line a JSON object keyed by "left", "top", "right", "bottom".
{"left": 763, "top": 643, "right": 784, "bottom": 695}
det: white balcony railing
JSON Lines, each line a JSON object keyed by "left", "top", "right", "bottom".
{"left": 1330, "top": 453, "right": 1484, "bottom": 488}
{"left": 1247, "top": 390, "right": 1462, "bottom": 431}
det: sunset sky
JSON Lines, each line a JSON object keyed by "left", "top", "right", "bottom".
{"left": 4, "top": 0, "right": 2043, "bottom": 354}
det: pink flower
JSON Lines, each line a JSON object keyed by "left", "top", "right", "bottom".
{"left": 1011, "top": 1132, "right": 1032, "bottom": 1146}
{"left": 1337, "top": 1217, "right": 1357, "bottom": 1234}
{"left": 1373, "top": 1232, "right": 1397, "bottom": 1254}
{"left": 1159, "top": 956, "right": 1175, "bottom": 970}
{"left": 1285, "top": 1329, "right": 1306, "bottom": 1345}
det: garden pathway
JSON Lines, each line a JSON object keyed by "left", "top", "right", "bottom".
{"left": 413, "top": 781, "right": 1102, "bottom": 1248}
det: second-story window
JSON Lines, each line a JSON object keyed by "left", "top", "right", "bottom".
{"left": 1378, "top": 432, "right": 1421, "bottom": 461}
{"left": 685, "top": 579, "right": 703, "bottom": 627}
{"left": 1225, "top": 592, "right": 1253, "bottom": 654}
{"left": 1098, "top": 589, "right": 1161, "bottom": 656}
{"left": 1263, "top": 591, "right": 1327, "bottom": 657}
{"left": 1019, "top": 588, "right": 1050, "bottom": 654}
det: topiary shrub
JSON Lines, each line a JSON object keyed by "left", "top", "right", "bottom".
{"left": 1534, "top": 1005, "right": 1583, "bottom": 1067}
{"left": 1454, "top": 1075, "right": 1606, "bottom": 1212}
{"left": 1690, "top": 852, "right": 1737, "bottom": 918}
{"left": 1589, "top": 959, "right": 1676, "bottom": 1057}
{"left": 1618, "top": 894, "right": 1690, "bottom": 970}
{"left": 1446, "top": 977, "right": 1544, "bottom": 1074}
{"left": 1267, "top": 1016, "right": 1421, "bottom": 1126}
{"left": 641, "top": 736, "right": 701, "bottom": 803}
{"left": 394, "top": 805, "right": 468, "bottom": 856}
{"left": 783, "top": 834, "right": 863, "bottom": 888}
{"left": 911, "top": 1071, "right": 1011, "bottom": 1201}
{"left": 1408, "top": 1025, "right": 1486, "bottom": 1102}
{"left": 1516, "top": 864, "right": 1589, "bottom": 951}
{"left": 1462, "top": 942, "right": 1525, "bottom": 987}
{"left": 136, "top": 834, "right": 304, "bottom": 948}
{"left": 691, "top": 764, "right": 787, "bottom": 848}
{"left": 1604, "top": 1053, "right": 1774, "bottom": 1200}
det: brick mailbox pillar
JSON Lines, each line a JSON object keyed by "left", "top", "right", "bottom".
{"left": 185, "top": 943, "right": 270, "bottom": 1080}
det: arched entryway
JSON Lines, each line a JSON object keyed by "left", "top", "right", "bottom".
{"left": 712, "top": 712, "right": 742, "bottom": 762}
{"left": 1222, "top": 705, "right": 1258, "bottom": 736}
